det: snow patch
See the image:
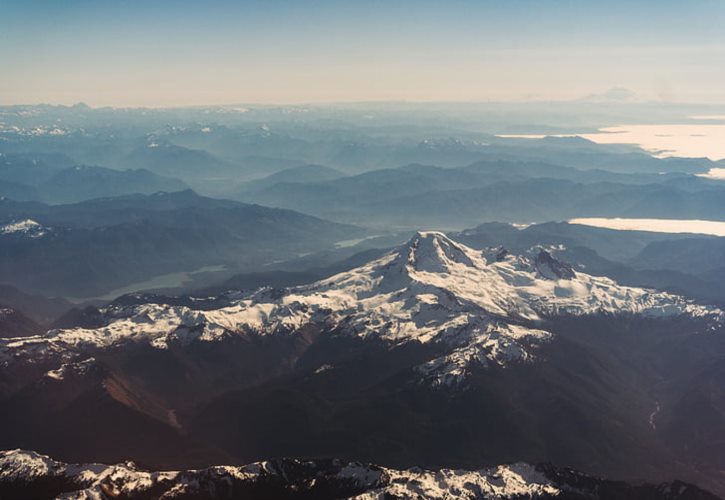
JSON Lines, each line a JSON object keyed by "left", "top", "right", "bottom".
{"left": 0, "top": 219, "right": 48, "bottom": 238}
{"left": 356, "top": 463, "right": 559, "bottom": 499}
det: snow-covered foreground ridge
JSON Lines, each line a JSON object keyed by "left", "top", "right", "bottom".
{"left": 1, "top": 449, "right": 554, "bottom": 499}
{"left": 1, "top": 232, "right": 721, "bottom": 385}
{"left": 1, "top": 449, "right": 715, "bottom": 500}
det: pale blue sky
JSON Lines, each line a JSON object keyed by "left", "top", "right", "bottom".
{"left": 1, "top": 0, "right": 724, "bottom": 106}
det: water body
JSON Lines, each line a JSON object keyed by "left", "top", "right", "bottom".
{"left": 335, "top": 234, "right": 384, "bottom": 248}
{"left": 697, "top": 167, "right": 725, "bottom": 180}
{"left": 70, "top": 264, "right": 227, "bottom": 303}
{"left": 569, "top": 218, "right": 725, "bottom": 237}
{"left": 580, "top": 124, "right": 725, "bottom": 161}
{"left": 499, "top": 123, "right": 725, "bottom": 162}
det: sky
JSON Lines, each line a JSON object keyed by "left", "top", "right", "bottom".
{"left": 1, "top": 0, "right": 724, "bottom": 107}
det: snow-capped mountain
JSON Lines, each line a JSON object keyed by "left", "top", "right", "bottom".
{"left": 1, "top": 232, "right": 721, "bottom": 385}
{"left": 0, "top": 449, "right": 717, "bottom": 500}
{"left": 2, "top": 232, "right": 724, "bottom": 496}
{"left": 1, "top": 232, "right": 719, "bottom": 387}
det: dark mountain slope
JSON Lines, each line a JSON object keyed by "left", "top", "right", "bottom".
{"left": 0, "top": 285, "right": 71, "bottom": 325}
{"left": 0, "top": 306, "right": 42, "bottom": 338}
{"left": 0, "top": 363, "right": 229, "bottom": 469}
{"left": 630, "top": 238, "right": 725, "bottom": 275}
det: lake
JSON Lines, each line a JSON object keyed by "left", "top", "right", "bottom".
{"left": 499, "top": 122, "right": 725, "bottom": 163}
{"left": 569, "top": 218, "right": 725, "bottom": 237}
{"left": 70, "top": 264, "right": 228, "bottom": 303}
{"left": 580, "top": 124, "right": 725, "bottom": 162}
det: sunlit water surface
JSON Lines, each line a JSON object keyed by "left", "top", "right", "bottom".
{"left": 580, "top": 124, "right": 725, "bottom": 162}
{"left": 569, "top": 218, "right": 725, "bottom": 237}
{"left": 499, "top": 122, "right": 725, "bottom": 165}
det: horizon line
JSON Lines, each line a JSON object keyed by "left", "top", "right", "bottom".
{"left": 4, "top": 97, "right": 725, "bottom": 111}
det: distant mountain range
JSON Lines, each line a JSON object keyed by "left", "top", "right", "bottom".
{"left": 118, "top": 139, "right": 234, "bottom": 180}
{"left": 3, "top": 103, "right": 721, "bottom": 188}
{"left": 0, "top": 153, "right": 188, "bottom": 203}
{"left": 2, "top": 233, "right": 723, "bottom": 495}
{"left": 2, "top": 104, "right": 723, "bottom": 228}
{"left": 238, "top": 160, "right": 725, "bottom": 228}
{"left": 164, "top": 123, "right": 720, "bottom": 174}
{"left": 234, "top": 164, "right": 345, "bottom": 194}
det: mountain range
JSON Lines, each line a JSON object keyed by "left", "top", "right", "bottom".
{"left": 0, "top": 449, "right": 717, "bottom": 500}
{"left": 0, "top": 153, "right": 188, "bottom": 203}
{"left": 118, "top": 139, "right": 235, "bottom": 181}
{"left": 1, "top": 233, "right": 723, "bottom": 495}
{"left": 238, "top": 161, "right": 725, "bottom": 228}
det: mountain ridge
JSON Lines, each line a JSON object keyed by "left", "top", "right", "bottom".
{"left": 0, "top": 449, "right": 719, "bottom": 500}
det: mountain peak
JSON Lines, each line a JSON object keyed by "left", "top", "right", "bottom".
{"left": 404, "top": 231, "right": 477, "bottom": 273}
{"left": 534, "top": 250, "right": 576, "bottom": 280}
